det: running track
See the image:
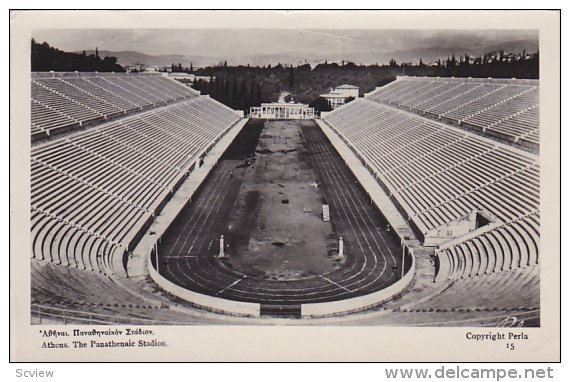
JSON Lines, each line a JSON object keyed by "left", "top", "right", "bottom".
{"left": 157, "top": 119, "right": 402, "bottom": 306}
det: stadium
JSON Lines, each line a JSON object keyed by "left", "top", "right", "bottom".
{"left": 29, "top": 65, "right": 540, "bottom": 326}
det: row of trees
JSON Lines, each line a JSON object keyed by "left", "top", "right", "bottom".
{"left": 31, "top": 40, "right": 125, "bottom": 72}
{"left": 193, "top": 62, "right": 397, "bottom": 106}
{"left": 187, "top": 49, "right": 537, "bottom": 112}
{"left": 170, "top": 62, "right": 193, "bottom": 73}
{"left": 191, "top": 76, "right": 265, "bottom": 112}
{"left": 391, "top": 51, "right": 539, "bottom": 79}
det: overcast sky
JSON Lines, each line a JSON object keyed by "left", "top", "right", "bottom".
{"left": 32, "top": 29, "right": 538, "bottom": 58}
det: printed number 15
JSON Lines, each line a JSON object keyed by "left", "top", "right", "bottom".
{"left": 506, "top": 343, "right": 515, "bottom": 350}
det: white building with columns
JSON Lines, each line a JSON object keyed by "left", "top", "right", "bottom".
{"left": 250, "top": 102, "right": 315, "bottom": 119}
{"left": 320, "top": 84, "right": 359, "bottom": 109}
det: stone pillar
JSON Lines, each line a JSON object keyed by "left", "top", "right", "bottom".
{"left": 401, "top": 244, "right": 406, "bottom": 279}
{"left": 338, "top": 236, "right": 344, "bottom": 259}
{"left": 155, "top": 242, "right": 159, "bottom": 274}
{"left": 218, "top": 235, "right": 225, "bottom": 258}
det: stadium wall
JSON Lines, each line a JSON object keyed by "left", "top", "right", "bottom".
{"left": 301, "top": 253, "right": 415, "bottom": 318}
{"left": 147, "top": 252, "right": 261, "bottom": 317}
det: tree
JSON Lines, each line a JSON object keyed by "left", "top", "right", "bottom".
{"left": 450, "top": 54, "right": 457, "bottom": 67}
{"left": 231, "top": 76, "right": 238, "bottom": 108}
{"left": 288, "top": 66, "right": 295, "bottom": 88}
{"left": 239, "top": 78, "right": 249, "bottom": 110}
{"left": 31, "top": 39, "right": 125, "bottom": 72}
{"left": 309, "top": 97, "right": 332, "bottom": 114}
{"left": 255, "top": 82, "right": 262, "bottom": 105}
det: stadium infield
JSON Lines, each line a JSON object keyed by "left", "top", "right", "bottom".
{"left": 156, "top": 119, "right": 403, "bottom": 307}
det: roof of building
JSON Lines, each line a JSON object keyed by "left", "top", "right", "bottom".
{"left": 320, "top": 93, "right": 349, "bottom": 98}
{"left": 260, "top": 102, "right": 311, "bottom": 107}
{"left": 335, "top": 84, "right": 359, "bottom": 89}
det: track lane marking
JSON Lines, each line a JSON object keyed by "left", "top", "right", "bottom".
{"left": 320, "top": 275, "right": 352, "bottom": 292}
{"left": 217, "top": 276, "right": 247, "bottom": 294}
{"left": 162, "top": 256, "right": 198, "bottom": 259}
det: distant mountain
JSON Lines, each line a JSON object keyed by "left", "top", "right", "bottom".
{"left": 374, "top": 39, "right": 539, "bottom": 65}
{"left": 82, "top": 50, "right": 214, "bottom": 68}
{"left": 84, "top": 39, "right": 539, "bottom": 68}
{"left": 83, "top": 50, "right": 323, "bottom": 68}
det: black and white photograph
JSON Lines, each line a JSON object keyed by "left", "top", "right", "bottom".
{"left": 9, "top": 9, "right": 561, "bottom": 362}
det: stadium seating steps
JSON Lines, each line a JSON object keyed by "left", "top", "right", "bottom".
{"left": 30, "top": 72, "right": 242, "bottom": 283}
{"left": 322, "top": 78, "right": 540, "bottom": 313}
{"left": 365, "top": 76, "right": 539, "bottom": 151}
{"left": 31, "top": 72, "right": 200, "bottom": 142}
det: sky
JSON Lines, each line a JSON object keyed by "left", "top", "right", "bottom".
{"left": 32, "top": 29, "right": 538, "bottom": 59}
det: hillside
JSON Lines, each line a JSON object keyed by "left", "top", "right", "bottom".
{"left": 32, "top": 40, "right": 125, "bottom": 72}
{"left": 84, "top": 39, "right": 538, "bottom": 68}
{"left": 82, "top": 50, "right": 207, "bottom": 68}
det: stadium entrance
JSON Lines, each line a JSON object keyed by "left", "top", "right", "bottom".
{"left": 250, "top": 102, "right": 315, "bottom": 119}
